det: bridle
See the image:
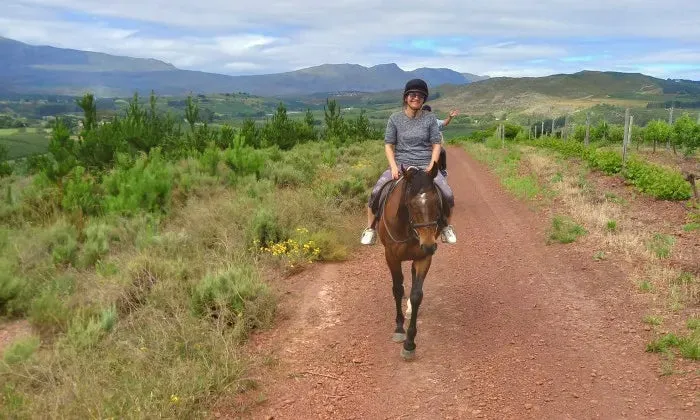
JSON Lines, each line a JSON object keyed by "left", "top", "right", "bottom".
{"left": 381, "top": 168, "right": 443, "bottom": 244}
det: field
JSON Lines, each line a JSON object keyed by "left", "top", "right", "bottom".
{"left": 0, "top": 128, "right": 49, "bottom": 159}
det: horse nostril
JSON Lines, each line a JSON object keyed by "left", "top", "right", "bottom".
{"left": 421, "top": 243, "right": 437, "bottom": 255}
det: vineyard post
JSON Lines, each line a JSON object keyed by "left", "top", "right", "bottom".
{"left": 622, "top": 108, "right": 630, "bottom": 163}
{"left": 666, "top": 105, "right": 674, "bottom": 150}
{"left": 551, "top": 117, "right": 555, "bottom": 138}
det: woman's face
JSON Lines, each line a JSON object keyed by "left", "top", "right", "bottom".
{"left": 405, "top": 92, "right": 425, "bottom": 110}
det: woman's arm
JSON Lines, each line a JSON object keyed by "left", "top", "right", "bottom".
{"left": 384, "top": 116, "right": 400, "bottom": 179}
{"left": 385, "top": 144, "right": 399, "bottom": 179}
{"left": 426, "top": 115, "right": 442, "bottom": 171}
{"left": 426, "top": 143, "right": 441, "bottom": 171}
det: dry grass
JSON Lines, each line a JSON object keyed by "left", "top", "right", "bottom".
{"left": 525, "top": 151, "right": 648, "bottom": 260}
{"left": 517, "top": 145, "right": 699, "bottom": 362}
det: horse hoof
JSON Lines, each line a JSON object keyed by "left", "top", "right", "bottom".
{"left": 401, "top": 348, "right": 416, "bottom": 361}
{"left": 392, "top": 333, "right": 406, "bottom": 343}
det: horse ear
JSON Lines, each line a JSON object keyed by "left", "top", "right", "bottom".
{"left": 428, "top": 161, "right": 439, "bottom": 178}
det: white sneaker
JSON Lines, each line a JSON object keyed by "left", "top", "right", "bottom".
{"left": 360, "top": 228, "right": 377, "bottom": 245}
{"left": 441, "top": 225, "right": 457, "bottom": 244}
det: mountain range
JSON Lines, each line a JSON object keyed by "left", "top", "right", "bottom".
{"left": 0, "top": 36, "right": 487, "bottom": 97}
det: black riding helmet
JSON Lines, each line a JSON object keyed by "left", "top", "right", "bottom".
{"left": 403, "top": 78, "right": 429, "bottom": 99}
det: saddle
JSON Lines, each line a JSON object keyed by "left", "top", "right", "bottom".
{"left": 370, "top": 176, "right": 450, "bottom": 228}
{"left": 370, "top": 179, "right": 398, "bottom": 217}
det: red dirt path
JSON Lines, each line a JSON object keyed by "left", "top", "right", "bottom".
{"left": 223, "top": 146, "right": 699, "bottom": 419}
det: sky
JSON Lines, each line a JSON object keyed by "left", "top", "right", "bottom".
{"left": 2, "top": 0, "right": 700, "bottom": 80}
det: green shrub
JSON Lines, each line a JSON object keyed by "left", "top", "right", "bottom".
{"left": 47, "top": 220, "right": 79, "bottom": 266}
{"left": 190, "top": 264, "right": 275, "bottom": 339}
{"left": 63, "top": 305, "right": 117, "bottom": 350}
{"left": 11, "top": 172, "right": 60, "bottom": 225}
{"left": 198, "top": 142, "right": 221, "bottom": 176}
{"left": 624, "top": 158, "right": 692, "bottom": 200}
{"left": 531, "top": 138, "right": 692, "bottom": 201}
{"left": 0, "top": 262, "right": 22, "bottom": 315}
{"left": 79, "top": 221, "right": 112, "bottom": 267}
{"left": 61, "top": 165, "right": 103, "bottom": 216}
{"left": 222, "top": 140, "right": 265, "bottom": 177}
{"left": 28, "top": 274, "right": 75, "bottom": 332}
{"left": 102, "top": 148, "right": 174, "bottom": 216}
{"left": 590, "top": 150, "right": 623, "bottom": 174}
{"left": 249, "top": 208, "right": 285, "bottom": 246}
{"left": 3, "top": 335, "right": 40, "bottom": 365}
{"left": 263, "top": 163, "right": 305, "bottom": 188}
{"left": 548, "top": 215, "right": 587, "bottom": 244}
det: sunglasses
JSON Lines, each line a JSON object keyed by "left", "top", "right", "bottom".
{"left": 406, "top": 92, "right": 426, "bottom": 100}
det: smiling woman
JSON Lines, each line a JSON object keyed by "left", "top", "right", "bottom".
{"left": 360, "top": 78, "right": 457, "bottom": 246}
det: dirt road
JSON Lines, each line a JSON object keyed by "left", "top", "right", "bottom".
{"left": 232, "top": 146, "right": 698, "bottom": 419}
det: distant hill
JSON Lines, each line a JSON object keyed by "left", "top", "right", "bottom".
{"left": 427, "top": 70, "right": 700, "bottom": 115}
{"left": 0, "top": 37, "right": 486, "bottom": 97}
{"left": 0, "top": 36, "right": 176, "bottom": 73}
{"left": 460, "top": 72, "right": 490, "bottom": 83}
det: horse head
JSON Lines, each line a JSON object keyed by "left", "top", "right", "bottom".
{"left": 400, "top": 162, "right": 442, "bottom": 255}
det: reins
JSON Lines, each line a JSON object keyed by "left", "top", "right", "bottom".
{"left": 380, "top": 169, "right": 443, "bottom": 244}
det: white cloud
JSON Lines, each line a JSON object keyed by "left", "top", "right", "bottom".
{"left": 2, "top": 1, "right": 700, "bottom": 79}
{"left": 215, "top": 35, "right": 284, "bottom": 56}
{"left": 470, "top": 43, "right": 568, "bottom": 61}
{"left": 630, "top": 49, "right": 700, "bottom": 65}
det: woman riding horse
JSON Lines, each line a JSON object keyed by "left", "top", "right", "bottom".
{"left": 360, "top": 78, "right": 457, "bottom": 245}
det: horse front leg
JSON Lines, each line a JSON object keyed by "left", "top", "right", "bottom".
{"left": 386, "top": 254, "right": 406, "bottom": 343}
{"left": 402, "top": 256, "right": 432, "bottom": 360}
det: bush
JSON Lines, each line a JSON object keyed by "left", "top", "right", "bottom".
{"left": 590, "top": 150, "right": 623, "bottom": 175}
{"left": 63, "top": 305, "right": 117, "bottom": 350}
{"left": 28, "top": 274, "right": 75, "bottom": 333}
{"left": 531, "top": 138, "right": 691, "bottom": 201}
{"left": 248, "top": 208, "right": 285, "bottom": 246}
{"left": 102, "top": 148, "right": 174, "bottom": 216}
{"left": 624, "top": 158, "right": 692, "bottom": 200}
{"left": 263, "top": 163, "right": 305, "bottom": 188}
{"left": 0, "top": 261, "right": 23, "bottom": 315}
{"left": 47, "top": 220, "right": 79, "bottom": 266}
{"left": 548, "top": 215, "right": 587, "bottom": 244}
{"left": 190, "top": 264, "right": 275, "bottom": 338}
{"left": 198, "top": 142, "right": 221, "bottom": 176}
{"left": 61, "top": 165, "right": 103, "bottom": 216}
{"left": 78, "top": 220, "right": 112, "bottom": 267}
{"left": 221, "top": 137, "right": 266, "bottom": 177}
{"left": 3, "top": 335, "right": 40, "bottom": 365}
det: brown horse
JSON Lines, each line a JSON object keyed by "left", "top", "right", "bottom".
{"left": 377, "top": 163, "right": 447, "bottom": 360}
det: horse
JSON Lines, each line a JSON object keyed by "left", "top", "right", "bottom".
{"left": 376, "top": 162, "right": 447, "bottom": 360}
